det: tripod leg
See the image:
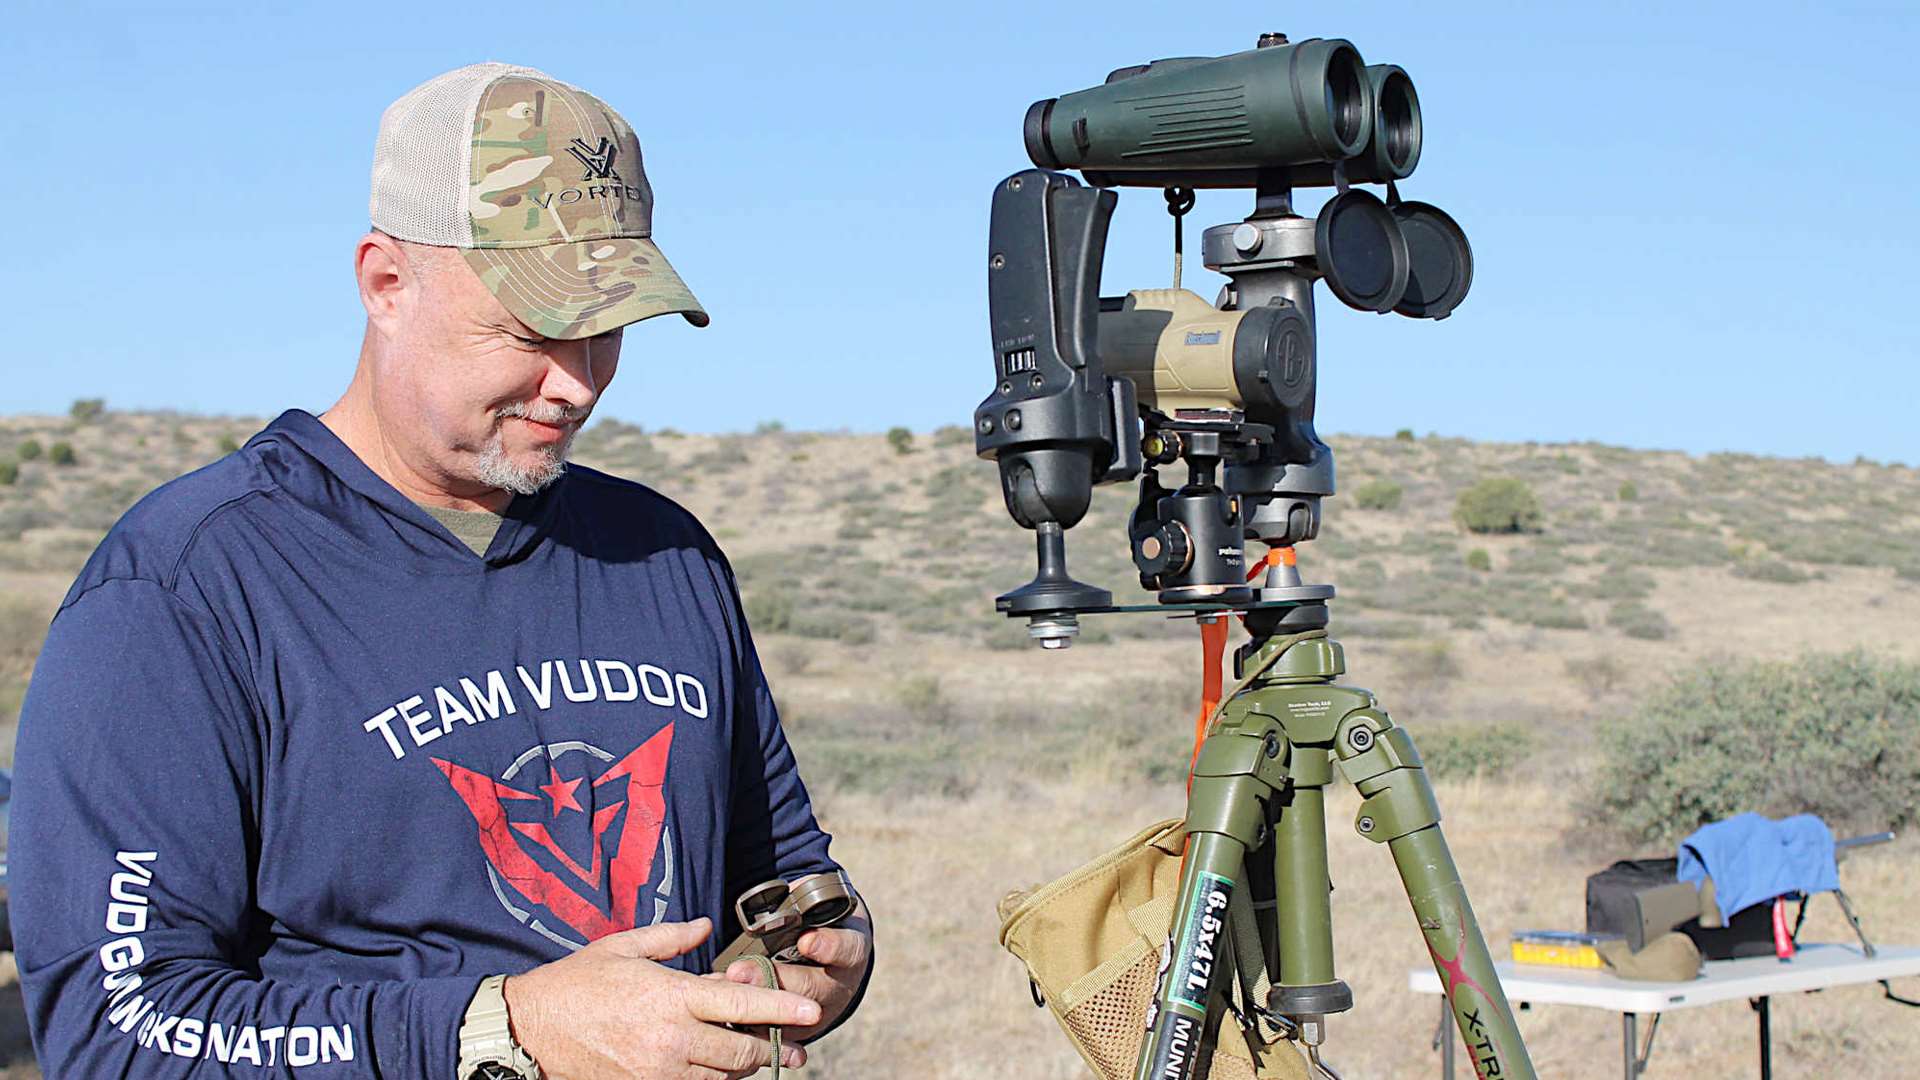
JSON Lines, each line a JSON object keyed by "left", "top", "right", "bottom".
{"left": 1132, "top": 719, "right": 1285, "bottom": 1080}
{"left": 1334, "top": 709, "right": 1539, "bottom": 1080}
{"left": 1135, "top": 829, "right": 1251, "bottom": 1080}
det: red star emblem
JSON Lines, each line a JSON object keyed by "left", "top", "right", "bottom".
{"left": 540, "top": 773, "right": 585, "bottom": 816}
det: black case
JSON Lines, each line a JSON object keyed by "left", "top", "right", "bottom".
{"left": 1585, "top": 857, "right": 1774, "bottom": 959}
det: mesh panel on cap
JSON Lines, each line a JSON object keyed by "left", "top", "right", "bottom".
{"left": 370, "top": 62, "right": 548, "bottom": 247}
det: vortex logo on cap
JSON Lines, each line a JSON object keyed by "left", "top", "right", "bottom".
{"left": 566, "top": 136, "right": 621, "bottom": 181}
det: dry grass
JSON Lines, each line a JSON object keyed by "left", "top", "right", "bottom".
{"left": 797, "top": 776, "right": 1920, "bottom": 1079}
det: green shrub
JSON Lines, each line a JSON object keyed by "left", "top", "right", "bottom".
{"left": 0, "top": 461, "right": 16, "bottom": 486}
{"left": 743, "top": 586, "right": 796, "bottom": 634}
{"left": 1339, "top": 616, "right": 1424, "bottom": 639}
{"left": 1733, "top": 557, "right": 1811, "bottom": 585}
{"left": 1394, "top": 428, "right": 1416, "bottom": 442}
{"left": 1465, "top": 548, "right": 1492, "bottom": 572}
{"left": 17, "top": 438, "right": 42, "bottom": 461}
{"left": 1496, "top": 592, "right": 1588, "bottom": 630}
{"left": 1584, "top": 567, "right": 1655, "bottom": 600}
{"left": 754, "top": 419, "right": 786, "bottom": 434}
{"left": 1396, "top": 640, "right": 1459, "bottom": 688}
{"left": 894, "top": 675, "right": 947, "bottom": 721}
{"left": 1565, "top": 654, "right": 1627, "bottom": 698}
{"left": 886, "top": 427, "right": 914, "bottom": 455}
{"left": 1352, "top": 479, "right": 1404, "bottom": 511}
{"left": 1607, "top": 601, "right": 1671, "bottom": 640}
{"left": 217, "top": 435, "right": 241, "bottom": 454}
{"left": 1504, "top": 544, "right": 1572, "bottom": 576}
{"left": 48, "top": 441, "right": 77, "bottom": 466}
{"left": 1421, "top": 722, "right": 1532, "bottom": 780}
{"left": 933, "top": 425, "right": 973, "bottom": 447}
{"left": 1617, "top": 480, "right": 1638, "bottom": 501}
{"left": 1454, "top": 478, "right": 1542, "bottom": 534}
{"left": 69, "top": 398, "right": 106, "bottom": 423}
{"left": 1589, "top": 652, "right": 1920, "bottom": 844}
{"left": 791, "top": 609, "right": 876, "bottom": 645}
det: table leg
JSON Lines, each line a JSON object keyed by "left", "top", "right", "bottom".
{"left": 1623, "top": 1013, "right": 1636, "bottom": 1079}
{"left": 1752, "top": 996, "right": 1772, "bottom": 1080}
{"left": 1437, "top": 997, "right": 1456, "bottom": 1080}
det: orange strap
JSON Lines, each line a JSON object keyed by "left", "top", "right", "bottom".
{"left": 1189, "top": 617, "right": 1230, "bottom": 792}
{"left": 1188, "top": 547, "right": 1292, "bottom": 805}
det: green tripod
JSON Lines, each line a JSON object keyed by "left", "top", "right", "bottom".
{"left": 1136, "top": 616, "right": 1536, "bottom": 1080}
{"left": 975, "top": 134, "right": 1530, "bottom": 1075}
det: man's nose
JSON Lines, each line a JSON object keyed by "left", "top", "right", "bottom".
{"left": 540, "top": 339, "right": 601, "bottom": 410}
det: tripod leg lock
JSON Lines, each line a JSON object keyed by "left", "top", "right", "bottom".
{"left": 1332, "top": 710, "right": 1421, "bottom": 779}
{"left": 1333, "top": 711, "right": 1441, "bottom": 843}
{"left": 1187, "top": 731, "right": 1289, "bottom": 842}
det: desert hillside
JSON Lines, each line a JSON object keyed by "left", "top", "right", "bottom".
{"left": 1, "top": 407, "right": 1916, "bottom": 1077}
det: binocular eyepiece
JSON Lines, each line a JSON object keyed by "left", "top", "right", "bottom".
{"left": 1024, "top": 37, "right": 1421, "bottom": 189}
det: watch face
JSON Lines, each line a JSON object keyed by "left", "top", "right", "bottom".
{"left": 468, "top": 1064, "right": 523, "bottom": 1080}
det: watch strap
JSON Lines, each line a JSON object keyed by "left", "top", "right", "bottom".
{"left": 457, "top": 974, "right": 542, "bottom": 1080}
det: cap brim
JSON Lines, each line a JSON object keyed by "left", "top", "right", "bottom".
{"left": 463, "top": 236, "right": 709, "bottom": 340}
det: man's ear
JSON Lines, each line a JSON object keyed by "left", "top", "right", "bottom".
{"left": 355, "top": 231, "right": 417, "bottom": 339}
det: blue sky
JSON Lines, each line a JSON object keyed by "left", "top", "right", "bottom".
{"left": 4, "top": 1, "right": 1916, "bottom": 462}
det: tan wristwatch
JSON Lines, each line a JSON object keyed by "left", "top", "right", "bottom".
{"left": 457, "top": 975, "right": 543, "bottom": 1080}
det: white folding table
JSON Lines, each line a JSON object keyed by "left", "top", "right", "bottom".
{"left": 1408, "top": 943, "right": 1920, "bottom": 1078}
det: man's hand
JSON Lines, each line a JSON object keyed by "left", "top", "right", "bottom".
{"left": 717, "top": 906, "right": 872, "bottom": 1044}
{"left": 503, "top": 918, "right": 819, "bottom": 1079}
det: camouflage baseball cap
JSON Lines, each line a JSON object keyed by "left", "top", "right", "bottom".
{"left": 370, "top": 62, "right": 708, "bottom": 338}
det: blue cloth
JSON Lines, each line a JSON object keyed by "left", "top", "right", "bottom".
{"left": 10, "top": 410, "right": 859, "bottom": 1077}
{"left": 1677, "top": 813, "right": 1840, "bottom": 923}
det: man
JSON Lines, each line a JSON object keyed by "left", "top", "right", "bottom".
{"left": 9, "top": 63, "right": 870, "bottom": 1079}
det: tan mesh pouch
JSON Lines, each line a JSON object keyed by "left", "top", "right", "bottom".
{"left": 998, "top": 819, "right": 1308, "bottom": 1080}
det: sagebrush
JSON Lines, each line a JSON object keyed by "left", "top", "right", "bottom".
{"left": 1588, "top": 651, "right": 1920, "bottom": 845}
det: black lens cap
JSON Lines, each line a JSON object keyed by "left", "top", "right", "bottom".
{"left": 1315, "top": 189, "right": 1409, "bottom": 313}
{"left": 1390, "top": 201, "right": 1473, "bottom": 319}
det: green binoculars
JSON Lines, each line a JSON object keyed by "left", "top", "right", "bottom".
{"left": 1024, "top": 36, "right": 1421, "bottom": 188}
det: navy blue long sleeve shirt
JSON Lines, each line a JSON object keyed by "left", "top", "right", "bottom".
{"left": 9, "top": 410, "right": 854, "bottom": 1077}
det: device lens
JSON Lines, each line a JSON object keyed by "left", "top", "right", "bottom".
{"left": 1325, "top": 49, "right": 1366, "bottom": 149}
{"left": 1379, "top": 70, "right": 1418, "bottom": 170}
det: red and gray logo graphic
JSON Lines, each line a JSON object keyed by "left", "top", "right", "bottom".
{"left": 434, "top": 725, "right": 674, "bottom": 950}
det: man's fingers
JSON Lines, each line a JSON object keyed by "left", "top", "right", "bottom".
{"left": 689, "top": 1023, "right": 807, "bottom": 1073}
{"left": 600, "top": 917, "right": 713, "bottom": 961}
{"left": 688, "top": 978, "right": 821, "bottom": 1028}
{"left": 771, "top": 960, "right": 841, "bottom": 1001}
{"left": 798, "top": 926, "right": 870, "bottom": 969}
